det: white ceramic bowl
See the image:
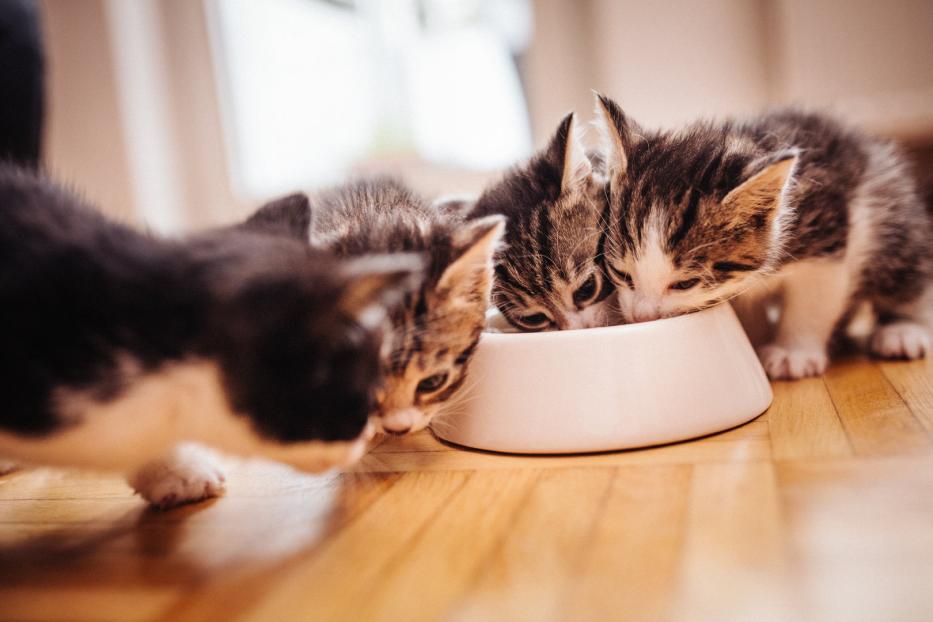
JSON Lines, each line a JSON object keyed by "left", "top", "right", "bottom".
{"left": 430, "top": 303, "right": 772, "bottom": 454}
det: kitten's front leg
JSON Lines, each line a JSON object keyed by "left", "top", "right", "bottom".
{"left": 732, "top": 288, "right": 778, "bottom": 348}
{"left": 759, "top": 261, "right": 850, "bottom": 380}
{"left": 128, "top": 443, "right": 226, "bottom": 509}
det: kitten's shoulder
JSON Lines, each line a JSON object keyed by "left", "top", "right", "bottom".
{"left": 0, "top": 165, "right": 101, "bottom": 225}
{"left": 739, "top": 108, "right": 875, "bottom": 155}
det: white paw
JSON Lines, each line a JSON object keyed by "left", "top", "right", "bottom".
{"left": 128, "top": 445, "right": 226, "bottom": 509}
{"left": 758, "top": 343, "right": 829, "bottom": 380}
{"left": 871, "top": 322, "right": 931, "bottom": 360}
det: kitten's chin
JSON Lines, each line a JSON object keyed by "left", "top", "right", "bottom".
{"left": 375, "top": 407, "right": 430, "bottom": 436}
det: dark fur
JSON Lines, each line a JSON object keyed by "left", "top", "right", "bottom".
{"left": 0, "top": 166, "right": 390, "bottom": 442}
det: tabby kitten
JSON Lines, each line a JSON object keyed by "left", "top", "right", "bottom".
{"left": 470, "top": 112, "right": 614, "bottom": 331}
{"left": 594, "top": 93, "right": 933, "bottom": 379}
{"left": 296, "top": 177, "right": 504, "bottom": 434}
{"left": 0, "top": 166, "right": 418, "bottom": 506}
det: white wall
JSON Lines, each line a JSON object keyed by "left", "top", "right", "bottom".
{"left": 524, "top": 0, "right": 933, "bottom": 143}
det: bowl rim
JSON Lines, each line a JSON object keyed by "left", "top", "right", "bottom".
{"left": 482, "top": 303, "right": 727, "bottom": 343}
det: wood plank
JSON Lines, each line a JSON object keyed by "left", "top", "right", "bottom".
{"left": 444, "top": 467, "right": 617, "bottom": 622}
{"left": 2, "top": 357, "right": 931, "bottom": 622}
{"left": 823, "top": 359, "right": 932, "bottom": 457}
{"left": 669, "top": 462, "right": 798, "bottom": 622}
{"left": 878, "top": 358, "right": 933, "bottom": 436}
{"left": 778, "top": 456, "right": 933, "bottom": 622}
{"left": 349, "top": 469, "right": 541, "bottom": 622}
{"left": 354, "top": 436, "right": 771, "bottom": 473}
{"left": 562, "top": 465, "right": 692, "bottom": 622}
{"left": 371, "top": 419, "right": 769, "bottom": 456}
{"left": 0, "top": 471, "right": 397, "bottom": 612}
{"left": 768, "top": 378, "right": 852, "bottom": 461}
{"left": 0, "top": 586, "right": 178, "bottom": 622}
{"left": 232, "top": 471, "right": 472, "bottom": 622}
{"left": 0, "top": 469, "right": 133, "bottom": 501}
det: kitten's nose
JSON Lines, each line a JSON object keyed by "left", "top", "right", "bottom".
{"left": 632, "top": 301, "right": 661, "bottom": 323}
{"left": 633, "top": 310, "right": 659, "bottom": 322}
{"left": 381, "top": 408, "right": 418, "bottom": 435}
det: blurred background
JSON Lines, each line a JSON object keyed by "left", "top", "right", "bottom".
{"left": 13, "top": 0, "right": 933, "bottom": 232}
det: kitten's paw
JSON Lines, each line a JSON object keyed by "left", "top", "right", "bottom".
{"left": 758, "top": 343, "right": 828, "bottom": 380}
{"left": 128, "top": 446, "right": 226, "bottom": 510}
{"left": 870, "top": 322, "right": 931, "bottom": 360}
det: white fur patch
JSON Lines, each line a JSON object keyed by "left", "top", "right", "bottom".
{"left": 0, "top": 358, "right": 373, "bottom": 476}
{"left": 625, "top": 221, "right": 676, "bottom": 322}
{"left": 757, "top": 260, "right": 849, "bottom": 379}
{"left": 871, "top": 322, "right": 931, "bottom": 359}
{"left": 758, "top": 343, "right": 829, "bottom": 379}
{"left": 0, "top": 359, "right": 231, "bottom": 471}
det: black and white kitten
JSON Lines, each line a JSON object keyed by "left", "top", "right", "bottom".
{"left": 594, "top": 94, "right": 933, "bottom": 378}
{"left": 0, "top": 166, "right": 419, "bottom": 506}
{"left": 470, "top": 113, "right": 614, "bottom": 331}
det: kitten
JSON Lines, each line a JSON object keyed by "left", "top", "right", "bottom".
{"left": 470, "top": 112, "right": 615, "bottom": 331}
{"left": 0, "top": 166, "right": 418, "bottom": 506}
{"left": 257, "top": 177, "right": 504, "bottom": 435}
{"left": 593, "top": 93, "right": 933, "bottom": 379}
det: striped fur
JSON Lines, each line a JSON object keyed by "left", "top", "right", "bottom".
{"left": 303, "top": 178, "right": 504, "bottom": 434}
{"left": 595, "top": 94, "right": 933, "bottom": 378}
{"left": 471, "top": 113, "right": 615, "bottom": 331}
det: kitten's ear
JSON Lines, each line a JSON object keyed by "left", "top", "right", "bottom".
{"left": 438, "top": 215, "right": 507, "bottom": 301}
{"left": 241, "top": 193, "right": 312, "bottom": 240}
{"left": 432, "top": 195, "right": 476, "bottom": 221}
{"left": 338, "top": 253, "right": 424, "bottom": 327}
{"left": 546, "top": 112, "right": 592, "bottom": 192}
{"left": 593, "top": 92, "right": 642, "bottom": 179}
{"left": 721, "top": 150, "right": 798, "bottom": 226}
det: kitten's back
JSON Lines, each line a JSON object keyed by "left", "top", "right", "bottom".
{"left": 309, "top": 178, "right": 442, "bottom": 255}
{"left": 0, "top": 166, "right": 205, "bottom": 435}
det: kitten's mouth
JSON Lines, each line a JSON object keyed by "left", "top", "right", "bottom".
{"left": 382, "top": 427, "right": 412, "bottom": 436}
{"left": 373, "top": 408, "right": 426, "bottom": 436}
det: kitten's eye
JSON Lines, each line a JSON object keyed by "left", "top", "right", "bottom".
{"left": 416, "top": 372, "right": 448, "bottom": 394}
{"left": 572, "top": 274, "right": 599, "bottom": 306}
{"left": 517, "top": 312, "right": 550, "bottom": 329}
{"left": 609, "top": 265, "right": 634, "bottom": 288}
{"left": 670, "top": 278, "right": 700, "bottom": 291}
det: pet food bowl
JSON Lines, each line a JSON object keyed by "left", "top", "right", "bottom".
{"left": 430, "top": 303, "right": 772, "bottom": 454}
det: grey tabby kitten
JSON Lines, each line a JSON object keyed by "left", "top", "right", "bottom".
{"left": 470, "top": 113, "right": 614, "bottom": 331}
{"left": 594, "top": 93, "right": 932, "bottom": 379}
{"left": 284, "top": 178, "right": 504, "bottom": 434}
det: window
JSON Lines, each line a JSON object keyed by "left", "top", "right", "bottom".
{"left": 209, "top": 0, "right": 533, "bottom": 200}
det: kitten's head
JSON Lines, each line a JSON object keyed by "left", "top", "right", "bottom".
{"left": 472, "top": 112, "right": 613, "bottom": 331}
{"left": 376, "top": 215, "right": 505, "bottom": 434}
{"left": 594, "top": 94, "right": 798, "bottom": 322}
{"left": 244, "top": 187, "right": 505, "bottom": 437}
{"left": 209, "top": 232, "right": 422, "bottom": 462}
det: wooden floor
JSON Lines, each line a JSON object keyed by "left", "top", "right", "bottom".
{"left": 2, "top": 355, "right": 932, "bottom": 622}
